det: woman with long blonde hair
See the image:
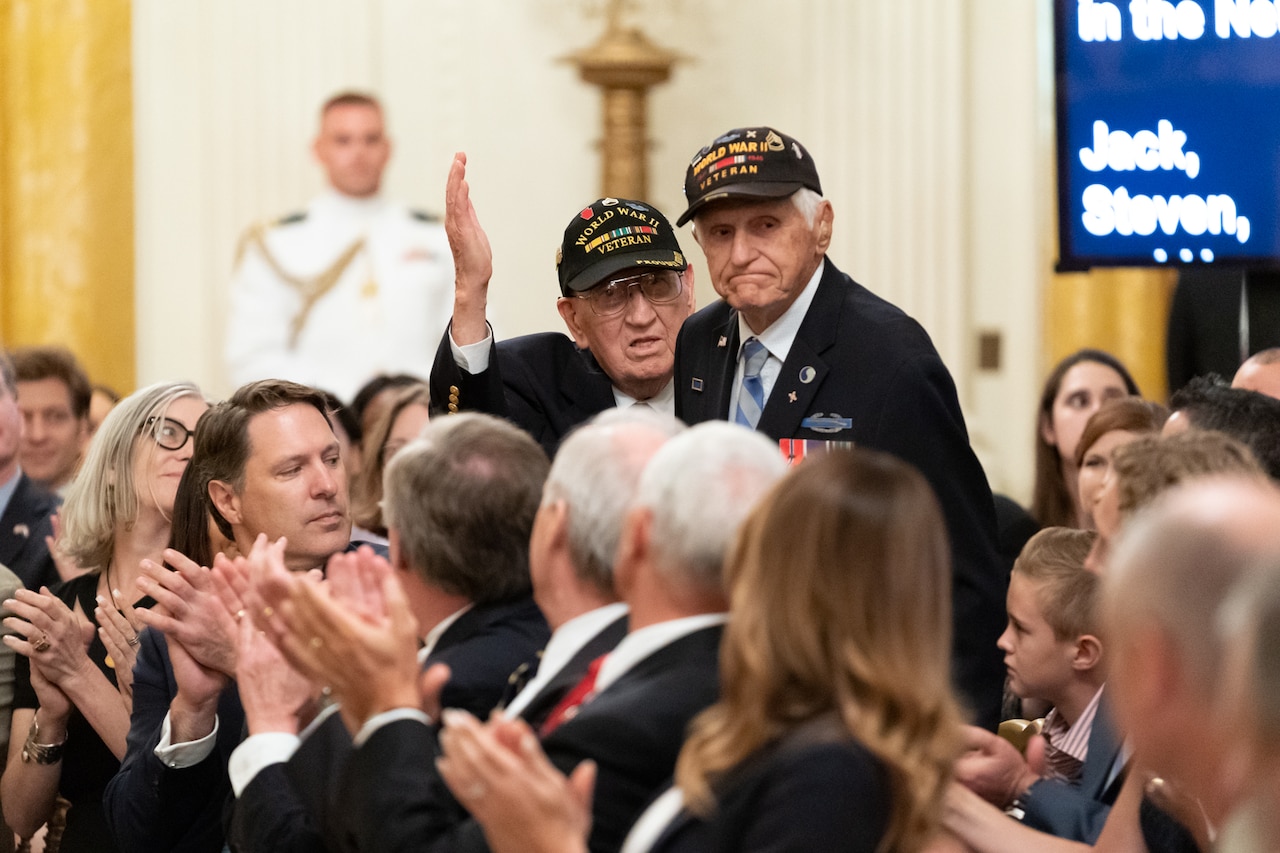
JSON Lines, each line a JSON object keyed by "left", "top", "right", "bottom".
{"left": 437, "top": 448, "right": 965, "bottom": 852}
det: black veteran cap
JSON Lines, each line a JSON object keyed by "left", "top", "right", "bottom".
{"left": 677, "top": 127, "right": 823, "bottom": 226}
{"left": 556, "top": 198, "right": 687, "bottom": 297}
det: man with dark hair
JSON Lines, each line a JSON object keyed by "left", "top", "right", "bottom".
{"left": 672, "top": 125, "right": 1006, "bottom": 727}
{"left": 10, "top": 345, "right": 91, "bottom": 494}
{"left": 247, "top": 421, "right": 785, "bottom": 853}
{"left": 0, "top": 352, "right": 60, "bottom": 589}
{"left": 225, "top": 412, "right": 552, "bottom": 851}
{"left": 105, "top": 379, "right": 363, "bottom": 852}
{"left": 1165, "top": 373, "right": 1280, "bottom": 481}
{"left": 430, "top": 154, "right": 696, "bottom": 458}
{"left": 226, "top": 91, "right": 452, "bottom": 401}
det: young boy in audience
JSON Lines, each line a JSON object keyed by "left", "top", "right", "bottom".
{"left": 999, "top": 527, "right": 1105, "bottom": 784}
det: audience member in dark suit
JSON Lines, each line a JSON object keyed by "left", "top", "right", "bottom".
{"left": 266, "top": 421, "right": 784, "bottom": 853}
{"left": 429, "top": 153, "right": 696, "bottom": 457}
{"left": 670, "top": 125, "right": 1006, "bottom": 727}
{"left": 105, "top": 381, "right": 364, "bottom": 853}
{"left": 221, "top": 412, "right": 551, "bottom": 851}
{"left": 0, "top": 353, "right": 59, "bottom": 591}
{"left": 227, "top": 408, "right": 677, "bottom": 852}
{"left": 499, "top": 408, "right": 685, "bottom": 729}
{"left": 438, "top": 447, "right": 967, "bottom": 853}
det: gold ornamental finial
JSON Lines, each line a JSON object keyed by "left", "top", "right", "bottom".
{"left": 562, "top": 0, "right": 683, "bottom": 200}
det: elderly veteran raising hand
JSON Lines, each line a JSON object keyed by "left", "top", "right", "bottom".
{"left": 1, "top": 382, "right": 207, "bottom": 852}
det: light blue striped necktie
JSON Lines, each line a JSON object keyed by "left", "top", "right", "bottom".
{"left": 734, "top": 337, "right": 770, "bottom": 429}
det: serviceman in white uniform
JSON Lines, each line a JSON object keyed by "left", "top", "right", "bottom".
{"left": 225, "top": 92, "right": 453, "bottom": 402}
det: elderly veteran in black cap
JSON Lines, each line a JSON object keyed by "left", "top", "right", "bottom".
{"left": 430, "top": 153, "right": 695, "bottom": 457}
{"left": 673, "top": 126, "right": 1008, "bottom": 728}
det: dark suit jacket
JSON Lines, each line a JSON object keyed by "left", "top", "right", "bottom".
{"left": 340, "top": 624, "right": 725, "bottom": 853}
{"left": 105, "top": 542, "right": 385, "bottom": 853}
{"left": 0, "top": 473, "right": 59, "bottom": 590}
{"left": 1021, "top": 696, "right": 1127, "bottom": 844}
{"left": 652, "top": 716, "right": 891, "bottom": 853}
{"left": 512, "top": 613, "right": 628, "bottom": 731}
{"left": 103, "top": 629, "right": 246, "bottom": 853}
{"left": 227, "top": 595, "right": 551, "bottom": 853}
{"left": 674, "top": 259, "right": 1006, "bottom": 727}
{"left": 430, "top": 327, "right": 616, "bottom": 458}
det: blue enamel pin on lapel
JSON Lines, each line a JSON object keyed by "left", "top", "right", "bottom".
{"left": 799, "top": 366, "right": 817, "bottom": 384}
{"left": 691, "top": 378, "right": 704, "bottom": 392}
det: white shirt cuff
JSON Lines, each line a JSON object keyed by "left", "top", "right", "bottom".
{"left": 353, "top": 708, "right": 432, "bottom": 748}
{"left": 228, "top": 732, "right": 302, "bottom": 797}
{"left": 154, "top": 711, "right": 219, "bottom": 768}
{"left": 450, "top": 324, "right": 494, "bottom": 373}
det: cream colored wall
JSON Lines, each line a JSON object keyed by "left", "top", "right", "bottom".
{"left": 133, "top": 0, "right": 1046, "bottom": 500}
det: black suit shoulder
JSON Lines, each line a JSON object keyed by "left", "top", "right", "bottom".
{"left": 541, "top": 625, "right": 724, "bottom": 853}
{"left": 432, "top": 595, "right": 550, "bottom": 720}
{"left": 0, "top": 474, "right": 59, "bottom": 589}
{"left": 430, "top": 327, "right": 616, "bottom": 458}
{"left": 656, "top": 726, "right": 891, "bottom": 853}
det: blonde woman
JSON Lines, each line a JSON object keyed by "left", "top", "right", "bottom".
{"left": 438, "top": 448, "right": 965, "bottom": 852}
{"left": 1, "top": 381, "right": 207, "bottom": 851}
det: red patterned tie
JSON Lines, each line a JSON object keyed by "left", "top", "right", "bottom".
{"left": 539, "top": 654, "right": 607, "bottom": 737}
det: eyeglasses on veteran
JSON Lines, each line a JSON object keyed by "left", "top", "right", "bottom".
{"left": 576, "top": 270, "right": 684, "bottom": 316}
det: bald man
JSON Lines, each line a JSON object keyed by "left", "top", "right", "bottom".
{"left": 1232, "top": 347, "right": 1280, "bottom": 399}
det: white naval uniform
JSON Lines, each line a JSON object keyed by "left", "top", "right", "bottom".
{"left": 225, "top": 189, "right": 454, "bottom": 402}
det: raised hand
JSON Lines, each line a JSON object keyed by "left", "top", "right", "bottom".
{"left": 445, "top": 151, "right": 494, "bottom": 346}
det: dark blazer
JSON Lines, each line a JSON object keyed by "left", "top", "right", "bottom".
{"left": 674, "top": 259, "right": 1006, "bottom": 727}
{"left": 103, "top": 629, "right": 246, "bottom": 853}
{"left": 651, "top": 717, "right": 891, "bottom": 853}
{"left": 105, "top": 542, "right": 385, "bottom": 853}
{"left": 227, "top": 595, "right": 551, "bottom": 853}
{"left": 340, "top": 624, "right": 725, "bottom": 853}
{"left": 0, "top": 473, "right": 59, "bottom": 590}
{"left": 430, "top": 327, "right": 616, "bottom": 458}
{"left": 1021, "top": 696, "right": 1127, "bottom": 844}
{"left": 512, "top": 613, "right": 629, "bottom": 731}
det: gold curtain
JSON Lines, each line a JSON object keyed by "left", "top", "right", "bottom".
{"left": 0, "top": 0, "right": 134, "bottom": 393}
{"left": 1044, "top": 268, "right": 1177, "bottom": 403}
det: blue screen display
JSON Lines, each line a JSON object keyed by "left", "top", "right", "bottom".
{"left": 1056, "top": 0, "right": 1280, "bottom": 269}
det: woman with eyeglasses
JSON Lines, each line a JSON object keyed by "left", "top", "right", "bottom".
{"left": 1, "top": 381, "right": 207, "bottom": 851}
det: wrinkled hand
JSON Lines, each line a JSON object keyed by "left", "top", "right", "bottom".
{"left": 953, "top": 725, "right": 1039, "bottom": 808}
{"left": 234, "top": 610, "right": 318, "bottom": 736}
{"left": 445, "top": 151, "right": 493, "bottom": 346}
{"left": 437, "top": 710, "right": 593, "bottom": 853}
{"left": 135, "top": 550, "right": 238, "bottom": 675}
{"left": 44, "top": 512, "right": 86, "bottom": 582}
{"left": 95, "top": 596, "right": 143, "bottom": 708}
{"left": 273, "top": 547, "right": 421, "bottom": 730}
